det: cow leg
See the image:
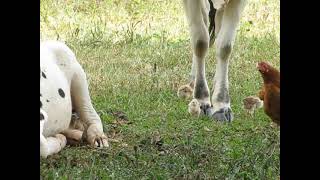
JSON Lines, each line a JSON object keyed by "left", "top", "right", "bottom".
{"left": 71, "top": 64, "right": 109, "bottom": 148}
{"left": 181, "top": 0, "right": 214, "bottom": 115}
{"left": 211, "top": 0, "right": 246, "bottom": 122}
{"left": 40, "top": 109, "right": 67, "bottom": 158}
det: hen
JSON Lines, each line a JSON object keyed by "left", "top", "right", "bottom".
{"left": 257, "top": 61, "right": 280, "bottom": 126}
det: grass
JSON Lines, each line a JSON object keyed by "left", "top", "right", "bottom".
{"left": 40, "top": 0, "right": 280, "bottom": 179}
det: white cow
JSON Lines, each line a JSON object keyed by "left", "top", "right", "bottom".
{"left": 40, "top": 41, "right": 108, "bottom": 158}
{"left": 179, "top": 0, "right": 247, "bottom": 122}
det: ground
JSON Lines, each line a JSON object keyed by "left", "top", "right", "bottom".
{"left": 40, "top": 0, "right": 280, "bottom": 179}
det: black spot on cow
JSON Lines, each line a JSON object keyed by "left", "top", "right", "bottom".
{"left": 46, "top": 99, "right": 50, "bottom": 102}
{"left": 40, "top": 93, "right": 42, "bottom": 97}
{"left": 58, "top": 88, "right": 65, "bottom": 98}
{"left": 42, "top": 72, "right": 47, "bottom": 79}
{"left": 194, "top": 79, "right": 209, "bottom": 99}
{"left": 40, "top": 100, "right": 43, "bottom": 108}
{"left": 40, "top": 113, "right": 44, "bottom": 121}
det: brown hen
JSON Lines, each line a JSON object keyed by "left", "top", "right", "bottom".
{"left": 257, "top": 61, "right": 280, "bottom": 126}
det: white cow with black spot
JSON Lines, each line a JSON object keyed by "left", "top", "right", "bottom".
{"left": 40, "top": 40, "right": 108, "bottom": 158}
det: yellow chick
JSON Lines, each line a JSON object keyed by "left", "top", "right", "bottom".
{"left": 188, "top": 99, "right": 201, "bottom": 117}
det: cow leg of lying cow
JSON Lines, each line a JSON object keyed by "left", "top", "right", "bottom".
{"left": 70, "top": 66, "right": 109, "bottom": 148}
{"left": 211, "top": 0, "right": 246, "bottom": 122}
{"left": 40, "top": 110, "right": 67, "bottom": 158}
{"left": 61, "top": 112, "right": 85, "bottom": 146}
{"left": 40, "top": 134, "right": 67, "bottom": 158}
{"left": 181, "top": 0, "right": 214, "bottom": 115}
{"left": 61, "top": 129, "right": 83, "bottom": 146}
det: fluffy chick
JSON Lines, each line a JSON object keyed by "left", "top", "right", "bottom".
{"left": 177, "top": 84, "right": 193, "bottom": 99}
{"left": 188, "top": 99, "right": 201, "bottom": 117}
{"left": 243, "top": 96, "right": 263, "bottom": 116}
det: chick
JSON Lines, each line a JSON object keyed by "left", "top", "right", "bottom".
{"left": 188, "top": 99, "right": 201, "bottom": 117}
{"left": 177, "top": 81, "right": 194, "bottom": 100}
{"left": 243, "top": 96, "right": 263, "bottom": 116}
{"left": 177, "top": 84, "right": 193, "bottom": 99}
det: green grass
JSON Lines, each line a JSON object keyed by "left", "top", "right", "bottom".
{"left": 40, "top": 0, "right": 280, "bottom": 179}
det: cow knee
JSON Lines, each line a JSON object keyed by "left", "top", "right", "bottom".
{"left": 216, "top": 42, "right": 232, "bottom": 60}
{"left": 195, "top": 39, "right": 209, "bottom": 58}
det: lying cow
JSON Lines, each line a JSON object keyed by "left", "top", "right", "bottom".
{"left": 40, "top": 41, "right": 108, "bottom": 158}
